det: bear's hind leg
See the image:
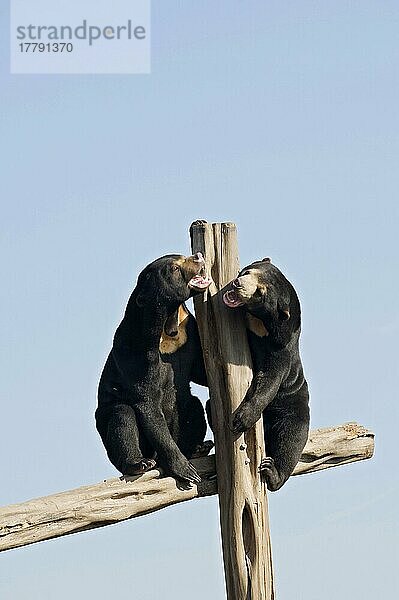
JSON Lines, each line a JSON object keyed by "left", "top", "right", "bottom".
{"left": 177, "top": 395, "right": 208, "bottom": 459}
{"left": 260, "top": 405, "right": 309, "bottom": 492}
{"left": 259, "top": 456, "right": 285, "bottom": 491}
{"left": 96, "top": 403, "right": 156, "bottom": 476}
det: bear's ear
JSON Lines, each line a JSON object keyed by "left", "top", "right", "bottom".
{"left": 261, "top": 257, "right": 271, "bottom": 263}
{"left": 135, "top": 291, "right": 147, "bottom": 307}
{"left": 135, "top": 272, "right": 152, "bottom": 307}
{"left": 277, "top": 301, "right": 290, "bottom": 321}
{"left": 164, "top": 309, "right": 179, "bottom": 337}
{"left": 279, "top": 308, "right": 290, "bottom": 321}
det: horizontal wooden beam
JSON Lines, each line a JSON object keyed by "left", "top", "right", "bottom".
{"left": 0, "top": 422, "right": 374, "bottom": 553}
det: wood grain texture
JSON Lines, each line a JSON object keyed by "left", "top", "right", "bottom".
{"left": 0, "top": 423, "right": 374, "bottom": 553}
{"left": 190, "top": 221, "right": 274, "bottom": 600}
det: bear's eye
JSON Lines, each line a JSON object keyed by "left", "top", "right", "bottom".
{"left": 171, "top": 265, "right": 180, "bottom": 272}
{"left": 242, "top": 270, "right": 250, "bottom": 276}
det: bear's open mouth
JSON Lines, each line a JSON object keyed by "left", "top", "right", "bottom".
{"left": 223, "top": 289, "right": 244, "bottom": 308}
{"left": 188, "top": 265, "right": 212, "bottom": 291}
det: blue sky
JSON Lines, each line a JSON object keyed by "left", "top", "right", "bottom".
{"left": 1, "top": 1, "right": 398, "bottom": 598}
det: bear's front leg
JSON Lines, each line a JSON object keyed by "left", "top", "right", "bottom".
{"left": 231, "top": 373, "right": 283, "bottom": 435}
{"left": 231, "top": 398, "right": 262, "bottom": 435}
{"left": 135, "top": 402, "right": 201, "bottom": 485}
{"left": 232, "top": 352, "right": 289, "bottom": 435}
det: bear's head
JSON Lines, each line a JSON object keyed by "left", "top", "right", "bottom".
{"left": 223, "top": 258, "right": 298, "bottom": 331}
{"left": 134, "top": 253, "right": 211, "bottom": 323}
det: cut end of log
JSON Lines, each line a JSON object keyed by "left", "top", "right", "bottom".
{"left": 296, "top": 422, "right": 375, "bottom": 476}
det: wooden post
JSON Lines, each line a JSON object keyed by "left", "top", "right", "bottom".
{"left": 191, "top": 221, "right": 274, "bottom": 600}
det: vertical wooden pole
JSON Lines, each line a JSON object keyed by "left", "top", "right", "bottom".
{"left": 190, "top": 222, "right": 274, "bottom": 600}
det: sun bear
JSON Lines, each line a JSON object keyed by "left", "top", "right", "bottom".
{"left": 95, "top": 253, "right": 212, "bottom": 485}
{"left": 223, "top": 258, "right": 310, "bottom": 491}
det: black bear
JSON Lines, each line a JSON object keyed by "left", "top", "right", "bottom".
{"left": 95, "top": 253, "right": 212, "bottom": 485}
{"left": 223, "top": 258, "right": 310, "bottom": 491}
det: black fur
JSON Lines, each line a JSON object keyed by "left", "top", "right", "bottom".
{"left": 95, "top": 254, "right": 209, "bottom": 485}
{"left": 223, "top": 259, "right": 310, "bottom": 491}
{"left": 161, "top": 307, "right": 208, "bottom": 458}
